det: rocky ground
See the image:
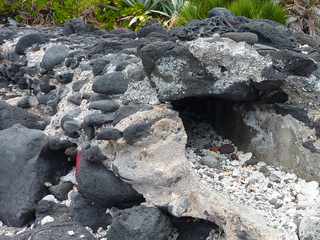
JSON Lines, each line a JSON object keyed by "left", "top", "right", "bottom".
{"left": 1, "top": 8, "right": 320, "bottom": 240}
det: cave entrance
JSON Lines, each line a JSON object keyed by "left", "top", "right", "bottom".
{"left": 171, "top": 97, "right": 253, "bottom": 152}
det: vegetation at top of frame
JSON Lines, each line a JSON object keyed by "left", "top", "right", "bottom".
{"left": 0, "top": 0, "right": 287, "bottom": 30}
{"left": 176, "top": 0, "right": 287, "bottom": 26}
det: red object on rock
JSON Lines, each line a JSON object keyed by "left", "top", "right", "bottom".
{"left": 76, "top": 151, "right": 81, "bottom": 176}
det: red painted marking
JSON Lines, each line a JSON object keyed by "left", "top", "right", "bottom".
{"left": 76, "top": 151, "right": 81, "bottom": 176}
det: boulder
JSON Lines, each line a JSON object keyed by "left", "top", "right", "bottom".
{"left": 239, "top": 21, "right": 298, "bottom": 49}
{"left": 70, "top": 192, "right": 112, "bottom": 231}
{"left": 0, "top": 100, "right": 47, "bottom": 130}
{"left": 234, "top": 106, "right": 320, "bottom": 181}
{"left": 88, "top": 100, "right": 120, "bottom": 113}
{"left": 40, "top": 45, "right": 69, "bottom": 71}
{"left": 15, "top": 33, "right": 48, "bottom": 55}
{"left": 0, "top": 125, "right": 70, "bottom": 227}
{"left": 106, "top": 205, "right": 173, "bottom": 240}
{"left": 77, "top": 153, "right": 144, "bottom": 208}
{"left": 92, "top": 72, "right": 128, "bottom": 95}
{"left": 96, "top": 128, "right": 123, "bottom": 140}
{"left": 139, "top": 36, "right": 274, "bottom": 101}
{"left": 98, "top": 105, "right": 285, "bottom": 239}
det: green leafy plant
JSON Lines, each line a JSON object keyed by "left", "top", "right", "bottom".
{"left": 176, "top": 0, "right": 287, "bottom": 26}
{"left": 229, "top": 0, "right": 287, "bottom": 24}
{"left": 176, "top": 0, "right": 230, "bottom": 25}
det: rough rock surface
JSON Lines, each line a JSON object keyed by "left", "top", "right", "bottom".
{"left": 0, "top": 124, "right": 70, "bottom": 227}
{"left": 106, "top": 205, "right": 173, "bottom": 240}
{"left": 1, "top": 10, "right": 320, "bottom": 240}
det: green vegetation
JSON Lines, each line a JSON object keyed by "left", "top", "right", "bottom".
{"left": 177, "top": 0, "right": 287, "bottom": 26}
{"left": 0, "top": 0, "right": 287, "bottom": 30}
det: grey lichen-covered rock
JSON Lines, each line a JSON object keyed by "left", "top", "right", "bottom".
{"left": 140, "top": 36, "right": 273, "bottom": 101}
{"left": 238, "top": 106, "right": 320, "bottom": 181}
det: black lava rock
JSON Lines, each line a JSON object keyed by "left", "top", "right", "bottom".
{"left": 22, "top": 223, "right": 96, "bottom": 240}
{"left": 77, "top": 156, "right": 144, "bottom": 208}
{"left": 15, "top": 33, "right": 48, "bottom": 55}
{"left": 56, "top": 71, "right": 74, "bottom": 84}
{"left": 71, "top": 192, "right": 112, "bottom": 231}
{"left": 81, "top": 144, "right": 106, "bottom": 163}
{"left": 67, "top": 93, "right": 82, "bottom": 106}
{"left": 61, "top": 116, "right": 81, "bottom": 138}
{"left": 123, "top": 122, "right": 152, "bottom": 145}
{"left": 40, "top": 45, "right": 69, "bottom": 71}
{"left": 138, "top": 23, "right": 168, "bottom": 38}
{"left": 112, "top": 104, "right": 153, "bottom": 125}
{"left": 72, "top": 80, "right": 86, "bottom": 92}
{"left": 269, "top": 49, "right": 317, "bottom": 77}
{"left": 172, "top": 217, "right": 219, "bottom": 240}
{"left": 49, "top": 181, "right": 74, "bottom": 201}
{"left": 89, "top": 100, "right": 120, "bottom": 113}
{"left": 90, "top": 58, "right": 110, "bottom": 76}
{"left": 239, "top": 21, "right": 298, "bottom": 49}
{"left": 48, "top": 137, "right": 77, "bottom": 151}
{"left": 106, "top": 205, "right": 173, "bottom": 240}
{"left": 35, "top": 200, "right": 71, "bottom": 225}
{"left": 0, "top": 100, "right": 47, "bottom": 130}
{"left": 97, "top": 128, "right": 123, "bottom": 140}
{"left": 63, "top": 19, "right": 97, "bottom": 35}
{"left": 83, "top": 112, "right": 115, "bottom": 127}
{"left": 92, "top": 72, "right": 128, "bottom": 95}
{"left": 0, "top": 125, "right": 71, "bottom": 227}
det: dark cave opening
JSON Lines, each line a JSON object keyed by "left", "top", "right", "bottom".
{"left": 171, "top": 97, "right": 254, "bottom": 151}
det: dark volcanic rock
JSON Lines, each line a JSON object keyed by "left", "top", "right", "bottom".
{"left": 56, "top": 71, "right": 74, "bottom": 84}
{"left": 92, "top": 72, "right": 128, "bottom": 95}
{"left": 77, "top": 155, "right": 144, "bottom": 208}
{"left": 26, "top": 223, "right": 95, "bottom": 240}
{"left": 0, "top": 28, "right": 15, "bottom": 44}
{"left": 96, "top": 128, "right": 123, "bottom": 140}
{"left": 106, "top": 205, "right": 172, "bottom": 240}
{"left": 90, "top": 58, "right": 110, "bottom": 76}
{"left": 61, "top": 116, "right": 81, "bottom": 138}
{"left": 81, "top": 144, "right": 106, "bottom": 163}
{"left": 112, "top": 104, "right": 153, "bottom": 125}
{"left": 170, "top": 15, "right": 248, "bottom": 41}
{"left": 35, "top": 200, "right": 71, "bottom": 225}
{"left": 41, "top": 45, "right": 69, "bottom": 71}
{"left": 222, "top": 32, "right": 258, "bottom": 45}
{"left": 269, "top": 50, "right": 317, "bottom": 77}
{"left": 15, "top": 33, "right": 48, "bottom": 55}
{"left": 88, "top": 100, "right": 120, "bottom": 113}
{"left": 67, "top": 93, "right": 82, "bottom": 106}
{"left": 0, "top": 100, "right": 47, "bottom": 130}
{"left": 71, "top": 192, "right": 112, "bottom": 231}
{"left": 49, "top": 181, "right": 74, "bottom": 201}
{"left": 138, "top": 23, "right": 168, "bottom": 38}
{"left": 83, "top": 112, "right": 115, "bottom": 127}
{"left": 123, "top": 122, "right": 152, "bottom": 145}
{"left": 239, "top": 21, "right": 298, "bottom": 49}
{"left": 63, "top": 19, "right": 97, "bottom": 35}
{"left": 172, "top": 217, "right": 219, "bottom": 240}
{"left": 0, "top": 125, "right": 70, "bottom": 227}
